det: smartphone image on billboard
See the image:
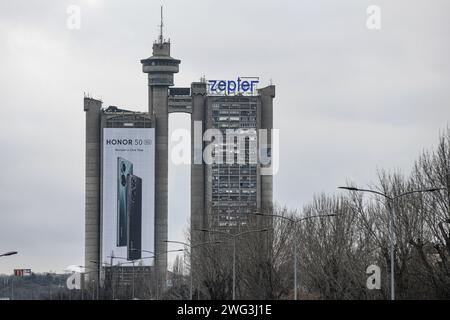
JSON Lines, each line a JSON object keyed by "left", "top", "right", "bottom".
{"left": 127, "top": 174, "right": 142, "bottom": 261}
{"left": 117, "top": 157, "right": 133, "bottom": 247}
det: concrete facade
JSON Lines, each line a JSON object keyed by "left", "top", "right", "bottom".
{"left": 84, "top": 25, "right": 274, "bottom": 295}
{"left": 259, "top": 85, "right": 275, "bottom": 210}
{"left": 188, "top": 83, "right": 275, "bottom": 239}
{"left": 84, "top": 100, "right": 154, "bottom": 289}
{"left": 84, "top": 97, "right": 102, "bottom": 284}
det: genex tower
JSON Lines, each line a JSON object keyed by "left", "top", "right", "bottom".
{"left": 84, "top": 8, "right": 274, "bottom": 297}
{"left": 140, "top": 14, "right": 180, "bottom": 287}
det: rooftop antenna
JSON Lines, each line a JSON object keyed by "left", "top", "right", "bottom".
{"left": 159, "top": 6, "right": 164, "bottom": 44}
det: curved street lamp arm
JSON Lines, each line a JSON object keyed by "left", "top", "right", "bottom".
{"left": 250, "top": 212, "right": 294, "bottom": 223}
{"left": 0, "top": 251, "right": 18, "bottom": 257}
{"left": 235, "top": 228, "right": 269, "bottom": 238}
{"left": 393, "top": 188, "right": 444, "bottom": 200}
{"left": 89, "top": 260, "right": 111, "bottom": 266}
{"left": 199, "top": 228, "right": 268, "bottom": 238}
{"left": 107, "top": 256, "right": 129, "bottom": 261}
{"left": 165, "top": 240, "right": 221, "bottom": 249}
{"left": 130, "top": 248, "right": 155, "bottom": 255}
{"left": 296, "top": 213, "right": 337, "bottom": 223}
{"left": 164, "top": 240, "right": 189, "bottom": 247}
{"left": 339, "top": 186, "right": 390, "bottom": 200}
{"left": 198, "top": 229, "right": 232, "bottom": 237}
{"left": 191, "top": 241, "right": 222, "bottom": 249}
{"left": 162, "top": 249, "right": 185, "bottom": 254}
{"left": 251, "top": 211, "right": 336, "bottom": 224}
{"left": 339, "top": 186, "right": 444, "bottom": 201}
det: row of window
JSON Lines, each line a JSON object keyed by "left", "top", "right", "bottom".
{"left": 216, "top": 123, "right": 256, "bottom": 128}
{"left": 213, "top": 182, "right": 256, "bottom": 188}
{"left": 213, "top": 110, "right": 257, "bottom": 116}
{"left": 150, "top": 60, "right": 178, "bottom": 66}
{"left": 213, "top": 168, "right": 257, "bottom": 174}
{"left": 213, "top": 178, "right": 257, "bottom": 184}
{"left": 212, "top": 98, "right": 257, "bottom": 105}
{"left": 212, "top": 164, "right": 257, "bottom": 168}
{"left": 211, "top": 202, "right": 256, "bottom": 208}
{"left": 212, "top": 194, "right": 256, "bottom": 200}
{"left": 212, "top": 117, "right": 256, "bottom": 123}
{"left": 217, "top": 221, "right": 247, "bottom": 227}
{"left": 212, "top": 189, "right": 256, "bottom": 194}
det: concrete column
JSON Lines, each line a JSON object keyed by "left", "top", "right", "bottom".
{"left": 148, "top": 80, "right": 153, "bottom": 116}
{"left": 190, "top": 85, "right": 206, "bottom": 245}
{"left": 259, "top": 85, "right": 275, "bottom": 211}
{"left": 259, "top": 86, "right": 275, "bottom": 260}
{"left": 84, "top": 97, "right": 102, "bottom": 284}
{"left": 151, "top": 86, "right": 169, "bottom": 292}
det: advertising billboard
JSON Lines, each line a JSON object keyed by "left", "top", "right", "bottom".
{"left": 14, "top": 269, "right": 31, "bottom": 277}
{"left": 101, "top": 128, "right": 155, "bottom": 266}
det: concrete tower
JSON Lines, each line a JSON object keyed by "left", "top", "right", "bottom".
{"left": 190, "top": 81, "right": 207, "bottom": 246}
{"left": 141, "top": 8, "right": 180, "bottom": 291}
{"left": 259, "top": 85, "right": 275, "bottom": 210}
{"left": 190, "top": 85, "right": 275, "bottom": 231}
{"left": 83, "top": 97, "right": 102, "bottom": 284}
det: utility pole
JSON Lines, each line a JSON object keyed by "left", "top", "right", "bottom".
{"left": 132, "top": 260, "right": 135, "bottom": 299}
{"left": 199, "top": 228, "right": 269, "bottom": 300}
{"left": 110, "top": 254, "right": 115, "bottom": 300}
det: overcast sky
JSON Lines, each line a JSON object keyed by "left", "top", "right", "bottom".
{"left": 1, "top": 0, "right": 450, "bottom": 274}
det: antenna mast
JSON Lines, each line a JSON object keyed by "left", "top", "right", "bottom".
{"left": 159, "top": 6, "right": 164, "bottom": 44}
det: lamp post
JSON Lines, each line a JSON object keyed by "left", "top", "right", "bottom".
{"left": 164, "top": 240, "right": 221, "bottom": 300}
{"left": 0, "top": 250, "right": 18, "bottom": 300}
{"left": 339, "top": 186, "right": 443, "bottom": 300}
{"left": 108, "top": 257, "right": 132, "bottom": 299}
{"left": 104, "top": 259, "right": 131, "bottom": 300}
{"left": 199, "top": 228, "right": 268, "bottom": 300}
{"left": 89, "top": 260, "right": 112, "bottom": 300}
{"left": 107, "top": 256, "right": 151, "bottom": 300}
{"left": 129, "top": 248, "right": 184, "bottom": 299}
{"left": 252, "top": 211, "right": 336, "bottom": 300}
{"left": 77, "top": 267, "right": 100, "bottom": 300}
{"left": 95, "top": 258, "right": 132, "bottom": 300}
{"left": 130, "top": 248, "right": 156, "bottom": 299}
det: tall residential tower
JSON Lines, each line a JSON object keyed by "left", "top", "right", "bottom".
{"left": 187, "top": 82, "right": 275, "bottom": 243}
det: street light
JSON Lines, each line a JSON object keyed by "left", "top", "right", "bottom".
{"left": 76, "top": 267, "right": 101, "bottom": 300}
{"left": 127, "top": 248, "right": 184, "bottom": 300}
{"left": 199, "top": 228, "right": 269, "bottom": 300}
{"left": 252, "top": 210, "right": 337, "bottom": 300}
{"left": 106, "top": 255, "right": 156, "bottom": 300}
{"left": 82, "top": 263, "right": 105, "bottom": 300}
{"left": 0, "top": 251, "right": 18, "bottom": 257}
{"left": 131, "top": 248, "right": 155, "bottom": 255}
{"left": 89, "top": 260, "right": 113, "bottom": 300}
{"left": 338, "top": 185, "right": 443, "bottom": 300}
{"left": 164, "top": 240, "right": 222, "bottom": 300}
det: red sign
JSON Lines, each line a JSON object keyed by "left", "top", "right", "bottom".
{"left": 14, "top": 269, "right": 32, "bottom": 277}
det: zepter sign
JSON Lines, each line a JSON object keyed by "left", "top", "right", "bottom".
{"left": 207, "top": 77, "right": 259, "bottom": 96}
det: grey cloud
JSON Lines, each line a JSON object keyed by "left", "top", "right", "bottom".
{"left": 1, "top": 0, "right": 450, "bottom": 273}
